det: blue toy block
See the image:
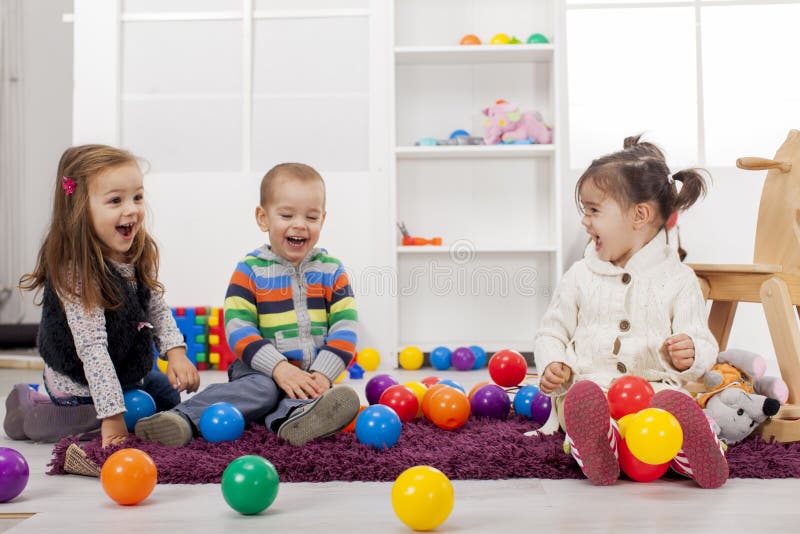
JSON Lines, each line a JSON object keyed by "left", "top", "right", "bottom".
{"left": 348, "top": 362, "right": 365, "bottom": 380}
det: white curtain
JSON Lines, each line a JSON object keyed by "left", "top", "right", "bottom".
{"left": 0, "top": 0, "right": 25, "bottom": 323}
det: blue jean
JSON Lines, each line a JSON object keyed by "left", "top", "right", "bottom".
{"left": 47, "top": 370, "right": 180, "bottom": 412}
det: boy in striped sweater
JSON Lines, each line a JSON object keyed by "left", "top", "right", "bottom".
{"left": 135, "top": 163, "right": 360, "bottom": 447}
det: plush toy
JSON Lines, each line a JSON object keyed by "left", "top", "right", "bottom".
{"left": 482, "top": 100, "right": 552, "bottom": 145}
{"left": 697, "top": 349, "right": 786, "bottom": 444}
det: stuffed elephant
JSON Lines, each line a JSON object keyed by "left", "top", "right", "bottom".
{"left": 482, "top": 100, "right": 552, "bottom": 145}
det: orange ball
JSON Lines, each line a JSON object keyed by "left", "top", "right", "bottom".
{"left": 343, "top": 405, "right": 367, "bottom": 433}
{"left": 100, "top": 448, "right": 157, "bottom": 505}
{"left": 428, "top": 388, "right": 471, "bottom": 430}
{"left": 460, "top": 34, "right": 481, "bottom": 45}
{"left": 422, "top": 384, "right": 450, "bottom": 419}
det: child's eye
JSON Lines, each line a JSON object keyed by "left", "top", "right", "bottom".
{"left": 134, "top": 194, "right": 144, "bottom": 202}
{"left": 307, "top": 216, "right": 318, "bottom": 221}
{"left": 109, "top": 197, "right": 121, "bottom": 204}
{"left": 280, "top": 214, "right": 292, "bottom": 219}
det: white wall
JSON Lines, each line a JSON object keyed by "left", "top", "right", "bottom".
{"left": 0, "top": 0, "right": 73, "bottom": 325}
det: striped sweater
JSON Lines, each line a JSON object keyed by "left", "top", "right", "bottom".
{"left": 224, "top": 245, "right": 358, "bottom": 383}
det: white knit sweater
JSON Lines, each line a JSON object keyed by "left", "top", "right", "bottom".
{"left": 534, "top": 230, "right": 718, "bottom": 397}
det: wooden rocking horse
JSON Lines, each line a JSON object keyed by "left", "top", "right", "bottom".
{"left": 690, "top": 129, "right": 800, "bottom": 442}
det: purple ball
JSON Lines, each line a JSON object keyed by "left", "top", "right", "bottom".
{"left": 365, "top": 374, "right": 399, "bottom": 405}
{"left": 530, "top": 392, "right": 552, "bottom": 424}
{"left": 0, "top": 447, "right": 29, "bottom": 503}
{"left": 470, "top": 384, "right": 511, "bottom": 419}
{"left": 451, "top": 347, "right": 476, "bottom": 371}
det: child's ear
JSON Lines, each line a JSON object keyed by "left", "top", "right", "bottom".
{"left": 632, "top": 202, "right": 655, "bottom": 229}
{"left": 255, "top": 205, "right": 269, "bottom": 232}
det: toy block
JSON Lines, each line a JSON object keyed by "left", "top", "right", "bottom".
{"left": 209, "top": 352, "right": 220, "bottom": 365}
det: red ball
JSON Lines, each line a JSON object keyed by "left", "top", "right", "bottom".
{"left": 618, "top": 437, "right": 669, "bottom": 482}
{"left": 420, "top": 376, "right": 440, "bottom": 388}
{"left": 607, "top": 376, "right": 655, "bottom": 420}
{"left": 488, "top": 350, "right": 528, "bottom": 387}
{"left": 379, "top": 385, "right": 419, "bottom": 423}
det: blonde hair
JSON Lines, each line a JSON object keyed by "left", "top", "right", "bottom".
{"left": 19, "top": 144, "right": 162, "bottom": 310}
{"left": 259, "top": 162, "right": 326, "bottom": 207}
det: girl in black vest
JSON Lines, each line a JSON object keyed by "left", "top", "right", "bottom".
{"left": 4, "top": 145, "right": 200, "bottom": 448}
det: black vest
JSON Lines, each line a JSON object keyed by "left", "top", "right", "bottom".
{"left": 38, "top": 266, "right": 155, "bottom": 386}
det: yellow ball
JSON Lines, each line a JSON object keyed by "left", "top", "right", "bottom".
{"left": 392, "top": 466, "right": 454, "bottom": 531}
{"left": 626, "top": 408, "right": 683, "bottom": 465}
{"left": 334, "top": 370, "right": 347, "bottom": 384}
{"left": 357, "top": 347, "right": 380, "bottom": 371}
{"left": 403, "top": 381, "right": 428, "bottom": 418}
{"left": 617, "top": 413, "right": 637, "bottom": 438}
{"left": 490, "top": 33, "right": 511, "bottom": 45}
{"left": 399, "top": 346, "right": 424, "bottom": 370}
{"left": 156, "top": 358, "right": 169, "bottom": 374}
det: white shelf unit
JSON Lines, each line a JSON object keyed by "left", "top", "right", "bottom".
{"left": 390, "top": 0, "right": 565, "bottom": 359}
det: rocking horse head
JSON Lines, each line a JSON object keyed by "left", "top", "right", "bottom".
{"left": 737, "top": 130, "right": 800, "bottom": 274}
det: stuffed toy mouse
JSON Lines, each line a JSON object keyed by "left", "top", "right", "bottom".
{"left": 697, "top": 349, "right": 785, "bottom": 444}
{"left": 482, "top": 100, "right": 552, "bottom": 145}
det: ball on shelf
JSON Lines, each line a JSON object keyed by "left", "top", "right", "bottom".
{"left": 429, "top": 346, "right": 452, "bottom": 370}
{"left": 626, "top": 408, "right": 683, "bottom": 465}
{"left": 221, "top": 455, "right": 280, "bottom": 515}
{"left": 459, "top": 34, "right": 481, "bottom": 45}
{"left": 488, "top": 349, "right": 528, "bottom": 387}
{"left": 100, "top": 448, "right": 157, "bottom": 505}
{"left": 355, "top": 404, "right": 403, "bottom": 450}
{"left": 449, "top": 129, "right": 470, "bottom": 139}
{"left": 0, "top": 447, "right": 29, "bottom": 503}
{"left": 490, "top": 33, "right": 511, "bottom": 45}
{"left": 357, "top": 347, "right": 381, "bottom": 371}
{"left": 470, "top": 384, "right": 511, "bottom": 420}
{"left": 392, "top": 466, "right": 454, "bottom": 531}
{"left": 399, "top": 346, "right": 424, "bottom": 370}
{"left": 365, "top": 374, "right": 399, "bottom": 405}
{"left": 527, "top": 32, "right": 549, "bottom": 44}
{"left": 199, "top": 402, "right": 245, "bottom": 443}
{"left": 122, "top": 388, "right": 156, "bottom": 431}
{"left": 469, "top": 345, "right": 488, "bottom": 369}
{"left": 451, "top": 346, "right": 476, "bottom": 371}
{"left": 379, "top": 384, "right": 420, "bottom": 423}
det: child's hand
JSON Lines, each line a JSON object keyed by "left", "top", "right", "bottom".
{"left": 311, "top": 371, "right": 331, "bottom": 395}
{"left": 273, "top": 361, "right": 324, "bottom": 400}
{"left": 539, "top": 362, "right": 572, "bottom": 394}
{"left": 101, "top": 414, "right": 129, "bottom": 448}
{"left": 663, "top": 333, "right": 695, "bottom": 371}
{"left": 165, "top": 348, "right": 201, "bottom": 393}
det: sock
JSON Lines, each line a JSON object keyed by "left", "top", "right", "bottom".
{"left": 4, "top": 384, "right": 50, "bottom": 440}
{"left": 22, "top": 402, "right": 100, "bottom": 443}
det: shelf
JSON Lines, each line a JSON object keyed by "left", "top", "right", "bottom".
{"left": 397, "top": 245, "right": 557, "bottom": 254}
{"left": 395, "top": 144, "right": 555, "bottom": 160}
{"left": 395, "top": 44, "right": 554, "bottom": 65}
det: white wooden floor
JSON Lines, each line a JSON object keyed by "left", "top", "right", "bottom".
{"left": 2, "top": 365, "right": 800, "bottom": 533}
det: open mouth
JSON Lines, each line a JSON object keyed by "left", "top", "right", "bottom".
{"left": 286, "top": 236, "right": 307, "bottom": 248}
{"left": 116, "top": 223, "right": 134, "bottom": 238}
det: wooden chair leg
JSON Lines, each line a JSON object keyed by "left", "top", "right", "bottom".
{"left": 707, "top": 300, "right": 737, "bottom": 351}
{"left": 761, "top": 277, "right": 800, "bottom": 404}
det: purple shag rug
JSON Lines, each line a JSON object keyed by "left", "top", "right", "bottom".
{"left": 48, "top": 417, "right": 800, "bottom": 484}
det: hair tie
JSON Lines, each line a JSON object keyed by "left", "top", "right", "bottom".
{"left": 667, "top": 174, "right": 675, "bottom": 185}
{"left": 62, "top": 176, "right": 76, "bottom": 196}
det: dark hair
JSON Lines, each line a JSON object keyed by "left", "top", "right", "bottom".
{"left": 19, "top": 144, "right": 162, "bottom": 310}
{"left": 574, "top": 134, "right": 709, "bottom": 227}
{"left": 260, "top": 162, "right": 326, "bottom": 208}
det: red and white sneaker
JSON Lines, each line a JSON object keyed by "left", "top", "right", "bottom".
{"left": 564, "top": 380, "right": 620, "bottom": 486}
{"left": 651, "top": 389, "right": 728, "bottom": 489}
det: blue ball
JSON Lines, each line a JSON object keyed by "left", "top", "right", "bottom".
{"left": 122, "top": 389, "right": 156, "bottom": 431}
{"left": 449, "top": 129, "right": 470, "bottom": 139}
{"left": 429, "top": 346, "right": 452, "bottom": 370}
{"left": 200, "top": 402, "right": 245, "bottom": 443}
{"left": 513, "top": 385, "right": 540, "bottom": 418}
{"left": 355, "top": 405, "right": 402, "bottom": 450}
{"left": 469, "top": 345, "right": 487, "bottom": 369}
{"left": 437, "top": 379, "right": 466, "bottom": 394}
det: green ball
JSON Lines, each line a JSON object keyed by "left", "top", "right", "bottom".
{"left": 221, "top": 455, "right": 279, "bottom": 515}
{"left": 527, "top": 33, "right": 549, "bottom": 44}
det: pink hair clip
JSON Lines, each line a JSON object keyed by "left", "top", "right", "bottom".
{"left": 61, "top": 176, "right": 76, "bottom": 196}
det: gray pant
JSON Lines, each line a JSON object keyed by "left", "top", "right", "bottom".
{"left": 174, "top": 359, "right": 311, "bottom": 433}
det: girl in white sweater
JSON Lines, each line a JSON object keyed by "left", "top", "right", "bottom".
{"left": 534, "top": 135, "right": 727, "bottom": 488}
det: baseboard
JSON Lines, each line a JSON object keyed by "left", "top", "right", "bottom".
{"left": 0, "top": 323, "right": 38, "bottom": 349}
